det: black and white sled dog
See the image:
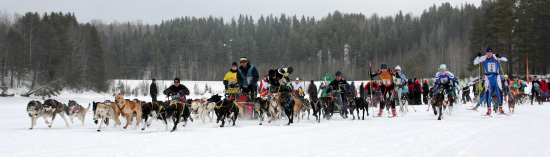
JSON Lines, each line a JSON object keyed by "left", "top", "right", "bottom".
{"left": 42, "top": 99, "right": 70, "bottom": 128}
{"left": 67, "top": 100, "right": 91, "bottom": 126}
{"left": 349, "top": 96, "right": 369, "bottom": 120}
{"left": 209, "top": 94, "right": 239, "bottom": 127}
{"left": 253, "top": 97, "right": 270, "bottom": 125}
{"left": 309, "top": 96, "right": 322, "bottom": 123}
{"left": 27, "top": 100, "right": 49, "bottom": 129}
{"left": 141, "top": 101, "right": 168, "bottom": 131}
{"left": 165, "top": 100, "right": 192, "bottom": 132}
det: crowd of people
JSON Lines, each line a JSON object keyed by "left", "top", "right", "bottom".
{"left": 149, "top": 46, "right": 546, "bottom": 118}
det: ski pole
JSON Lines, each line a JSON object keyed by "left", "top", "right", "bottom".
{"left": 369, "top": 61, "right": 375, "bottom": 117}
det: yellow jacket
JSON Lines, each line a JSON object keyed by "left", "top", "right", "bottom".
{"left": 224, "top": 70, "right": 239, "bottom": 93}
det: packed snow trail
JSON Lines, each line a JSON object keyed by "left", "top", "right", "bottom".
{"left": 1, "top": 92, "right": 550, "bottom": 157}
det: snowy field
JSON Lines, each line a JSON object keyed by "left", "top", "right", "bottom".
{"left": 1, "top": 80, "right": 549, "bottom": 157}
{"left": 2, "top": 93, "right": 550, "bottom": 157}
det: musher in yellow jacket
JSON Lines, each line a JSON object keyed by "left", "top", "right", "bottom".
{"left": 224, "top": 62, "right": 239, "bottom": 98}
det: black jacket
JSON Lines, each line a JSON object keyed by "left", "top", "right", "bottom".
{"left": 308, "top": 83, "right": 318, "bottom": 99}
{"left": 163, "top": 84, "right": 190, "bottom": 96}
{"left": 422, "top": 82, "right": 429, "bottom": 94}
{"left": 150, "top": 82, "right": 158, "bottom": 96}
{"left": 328, "top": 79, "right": 349, "bottom": 93}
{"left": 359, "top": 84, "right": 365, "bottom": 98}
{"left": 414, "top": 81, "right": 422, "bottom": 93}
{"left": 266, "top": 68, "right": 292, "bottom": 88}
{"left": 266, "top": 74, "right": 283, "bottom": 88}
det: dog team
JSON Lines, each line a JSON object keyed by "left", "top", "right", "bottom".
{"left": 25, "top": 92, "right": 247, "bottom": 132}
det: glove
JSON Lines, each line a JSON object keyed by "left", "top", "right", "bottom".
{"left": 477, "top": 53, "right": 482, "bottom": 57}
{"left": 284, "top": 73, "right": 289, "bottom": 77}
{"left": 230, "top": 84, "right": 237, "bottom": 88}
{"left": 495, "top": 54, "right": 501, "bottom": 58}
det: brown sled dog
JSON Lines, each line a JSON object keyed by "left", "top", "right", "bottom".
{"left": 114, "top": 93, "right": 142, "bottom": 129}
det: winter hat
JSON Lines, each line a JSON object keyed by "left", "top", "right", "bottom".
{"left": 440, "top": 64, "right": 447, "bottom": 70}
{"left": 174, "top": 78, "right": 180, "bottom": 83}
{"left": 486, "top": 46, "right": 493, "bottom": 53}
{"left": 326, "top": 73, "right": 331, "bottom": 77}
{"left": 381, "top": 63, "right": 388, "bottom": 69}
{"left": 152, "top": 78, "right": 156, "bottom": 82}
{"left": 263, "top": 73, "right": 268, "bottom": 76}
{"left": 232, "top": 62, "right": 238, "bottom": 67}
{"left": 287, "top": 67, "right": 293, "bottom": 74}
{"left": 296, "top": 77, "right": 300, "bottom": 81}
{"left": 268, "top": 69, "right": 277, "bottom": 77}
{"left": 240, "top": 57, "right": 248, "bottom": 62}
{"left": 335, "top": 71, "right": 342, "bottom": 77}
{"left": 395, "top": 65, "right": 401, "bottom": 70}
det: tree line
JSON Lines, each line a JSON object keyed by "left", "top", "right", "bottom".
{"left": 0, "top": 12, "right": 108, "bottom": 96}
{"left": 0, "top": 0, "right": 548, "bottom": 96}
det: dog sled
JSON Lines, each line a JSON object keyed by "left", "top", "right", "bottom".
{"left": 320, "top": 84, "right": 349, "bottom": 120}
{"left": 233, "top": 93, "right": 257, "bottom": 119}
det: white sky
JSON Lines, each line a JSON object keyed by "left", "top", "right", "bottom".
{"left": 2, "top": 0, "right": 481, "bottom": 24}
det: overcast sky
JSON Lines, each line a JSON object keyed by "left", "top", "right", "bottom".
{"left": 2, "top": 0, "right": 481, "bottom": 24}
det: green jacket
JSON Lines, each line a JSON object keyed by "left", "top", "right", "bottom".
{"left": 319, "top": 76, "right": 333, "bottom": 97}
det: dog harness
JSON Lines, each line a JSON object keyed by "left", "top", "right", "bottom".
{"left": 169, "top": 101, "right": 186, "bottom": 117}
{"left": 56, "top": 103, "right": 66, "bottom": 113}
{"left": 214, "top": 100, "right": 236, "bottom": 111}
{"left": 117, "top": 100, "right": 127, "bottom": 117}
{"left": 68, "top": 105, "right": 85, "bottom": 114}
{"left": 152, "top": 102, "right": 163, "bottom": 114}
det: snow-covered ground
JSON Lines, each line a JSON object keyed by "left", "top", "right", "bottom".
{"left": 2, "top": 90, "right": 550, "bottom": 157}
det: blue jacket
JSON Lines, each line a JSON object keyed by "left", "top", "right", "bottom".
{"left": 237, "top": 62, "right": 259, "bottom": 89}
{"left": 474, "top": 55, "right": 508, "bottom": 75}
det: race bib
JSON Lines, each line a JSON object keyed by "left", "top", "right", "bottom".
{"left": 394, "top": 78, "right": 402, "bottom": 85}
{"left": 488, "top": 63, "right": 497, "bottom": 73}
{"left": 382, "top": 79, "right": 391, "bottom": 85}
{"left": 440, "top": 78, "right": 448, "bottom": 84}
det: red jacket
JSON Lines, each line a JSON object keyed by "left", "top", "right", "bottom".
{"left": 541, "top": 80, "right": 548, "bottom": 92}
{"left": 415, "top": 80, "right": 423, "bottom": 92}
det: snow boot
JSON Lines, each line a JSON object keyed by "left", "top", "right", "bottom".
{"left": 392, "top": 108, "right": 397, "bottom": 117}
{"left": 499, "top": 106, "right": 504, "bottom": 114}
{"left": 377, "top": 109, "right": 383, "bottom": 117}
{"left": 486, "top": 108, "right": 492, "bottom": 115}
